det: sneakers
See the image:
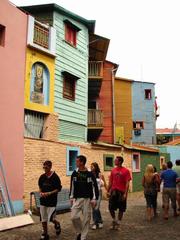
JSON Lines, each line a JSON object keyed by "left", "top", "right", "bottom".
{"left": 40, "top": 233, "right": 49, "bottom": 240}
{"left": 98, "top": 223, "right": 103, "bottom": 229}
{"left": 54, "top": 222, "right": 61, "bottom": 235}
{"left": 91, "top": 224, "right": 97, "bottom": 230}
{"left": 91, "top": 223, "right": 103, "bottom": 230}
{"left": 110, "top": 220, "right": 119, "bottom": 230}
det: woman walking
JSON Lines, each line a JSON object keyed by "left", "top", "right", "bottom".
{"left": 142, "top": 164, "right": 159, "bottom": 221}
{"left": 90, "top": 162, "right": 107, "bottom": 229}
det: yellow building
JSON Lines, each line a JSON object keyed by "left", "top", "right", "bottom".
{"left": 114, "top": 77, "right": 133, "bottom": 144}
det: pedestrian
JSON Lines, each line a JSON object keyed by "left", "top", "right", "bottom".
{"left": 70, "top": 155, "right": 99, "bottom": 240}
{"left": 142, "top": 164, "right": 160, "bottom": 220}
{"left": 38, "top": 160, "right": 62, "bottom": 240}
{"left": 90, "top": 162, "right": 108, "bottom": 230}
{"left": 172, "top": 159, "right": 180, "bottom": 212}
{"left": 160, "top": 161, "right": 179, "bottom": 219}
{"left": 107, "top": 156, "right": 131, "bottom": 230}
{"left": 153, "top": 165, "right": 161, "bottom": 216}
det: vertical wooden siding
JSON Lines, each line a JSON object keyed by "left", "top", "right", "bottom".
{"left": 132, "top": 82, "right": 156, "bottom": 144}
{"left": 114, "top": 79, "right": 132, "bottom": 144}
{"left": 53, "top": 12, "right": 89, "bottom": 142}
{"left": 98, "top": 61, "right": 114, "bottom": 144}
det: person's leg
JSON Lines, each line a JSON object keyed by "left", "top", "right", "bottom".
{"left": 169, "top": 188, "right": 178, "bottom": 216}
{"left": 40, "top": 206, "right": 49, "bottom": 240}
{"left": 162, "top": 189, "right": 169, "bottom": 219}
{"left": 152, "top": 192, "right": 158, "bottom": 216}
{"left": 81, "top": 199, "right": 91, "bottom": 240}
{"left": 71, "top": 198, "right": 83, "bottom": 238}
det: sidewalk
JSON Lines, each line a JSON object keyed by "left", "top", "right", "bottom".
{"left": 0, "top": 192, "right": 179, "bottom": 240}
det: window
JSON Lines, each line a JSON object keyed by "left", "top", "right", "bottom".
{"left": 24, "top": 110, "right": 46, "bottom": 138}
{"left": 103, "top": 154, "right": 114, "bottom": 171}
{"left": 66, "top": 147, "right": 80, "bottom": 175}
{"left": 62, "top": 71, "right": 79, "bottom": 101}
{"left": 133, "top": 121, "right": 144, "bottom": 129}
{"left": 132, "top": 153, "right": 140, "bottom": 172}
{"left": 64, "top": 19, "right": 80, "bottom": 47}
{"left": 160, "top": 156, "right": 165, "bottom": 169}
{"left": 30, "top": 62, "right": 50, "bottom": 105}
{"left": 145, "top": 89, "right": 152, "bottom": 99}
{"left": 0, "top": 24, "right": 5, "bottom": 47}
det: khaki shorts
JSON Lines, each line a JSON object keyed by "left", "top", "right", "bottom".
{"left": 162, "top": 188, "right": 176, "bottom": 209}
{"left": 40, "top": 205, "right": 56, "bottom": 222}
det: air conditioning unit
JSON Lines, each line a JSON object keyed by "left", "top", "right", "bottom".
{"left": 134, "top": 129, "right": 141, "bottom": 136}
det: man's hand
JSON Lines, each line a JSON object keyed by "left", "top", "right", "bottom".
{"left": 40, "top": 192, "right": 51, "bottom": 198}
{"left": 90, "top": 199, "right": 97, "bottom": 208}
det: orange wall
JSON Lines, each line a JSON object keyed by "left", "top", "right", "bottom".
{"left": 0, "top": 0, "right": 27, "bottom": 206}
{"left": 115, "top": 78, "right": 132, "bottom": 144}
{"left": 98, "top": 61, "right": 115, "bottom": 143}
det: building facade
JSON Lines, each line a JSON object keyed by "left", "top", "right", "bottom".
{"left": 0, "top": 0, "right": 27, "bottom": 213}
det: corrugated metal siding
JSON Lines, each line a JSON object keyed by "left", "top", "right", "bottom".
{"left": 59, "top": 120, "right": 86, "bottom": 142}
{"left": 132, "top": 82, "right": 156, "bottom": 144}
{"left": 52, "top": 12, "right": 88, "bottom": 142}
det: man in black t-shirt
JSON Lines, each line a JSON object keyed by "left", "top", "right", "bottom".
{"left": 38, "top": 160, "right": 62, "bottom": 240}
{"left": 70, "top": 155, "right": 99, "bottom": 240}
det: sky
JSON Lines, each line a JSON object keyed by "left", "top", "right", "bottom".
{"left": 10, "top": 0, "right": 180, "bottom": 129}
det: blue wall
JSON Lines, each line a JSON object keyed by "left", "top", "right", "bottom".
{"left": 132, "top": 81, "right": 156, "bottom": 144}
{"left": 158, "top": 146, "right": 180, "bottom": 164}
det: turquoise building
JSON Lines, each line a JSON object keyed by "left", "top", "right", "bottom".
{"left": 23, "top": 4, "right": 95, "bottom": 142}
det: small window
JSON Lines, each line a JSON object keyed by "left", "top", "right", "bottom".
{"left": 145, "top": 89, "right": 152, "bottom": 99}
{"left": 66, "top": 147, "right": 80, "bottom": 175}
{"left": 132, "top": 153, "right": 140, "bottom": 172}
{"left": 103, "top": 154, "right": 114, "bottom": 171}
{"left": 62, "top": 71, "right": 79, "bottom": 101}
{"left": 0, "top": 24, "right": 5, "bottom": 47}
{"left": 133, "top": 121, "right": 144, "bottom": 129}
{"left": 64, "top": 19, "right": 80, "bottom": 47}
{"left": 24, "top": 110, "right": 46, "bottom": 138}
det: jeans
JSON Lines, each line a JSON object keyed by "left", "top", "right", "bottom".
{"left": 92, "top": 190, "right": 103, "bottom": 225}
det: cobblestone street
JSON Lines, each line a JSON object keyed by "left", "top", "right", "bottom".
{"left": 0, "top": 192, "right": 179, "bottom": 240}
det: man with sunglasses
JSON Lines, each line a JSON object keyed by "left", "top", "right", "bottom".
{"left": 38, "top": 160, "right": 62, "bottom": 240}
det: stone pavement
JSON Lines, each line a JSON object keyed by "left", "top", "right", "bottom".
{"left": 0, "top": 192, "right": 179, "bottom": 240}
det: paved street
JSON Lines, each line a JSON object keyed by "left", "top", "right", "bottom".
{"left": 0, "top": 192, "right": 179, "bottom": 240}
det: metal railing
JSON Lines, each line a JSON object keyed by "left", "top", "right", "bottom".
{"left": 88, "top": 109, "right": 103, "bottom": 127}
{"left": 88, "top": 61, "right": 103, "bottom": 78}
{"left": 33, "top": 22, "right": 49, "bottom": 49}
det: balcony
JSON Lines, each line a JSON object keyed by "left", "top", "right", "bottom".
{"left": 27, "top": 15, "right": 56, "bottom": 56}
{"left": 33, "top": 22, "right": 49, "bottom": 49}
{"left": 156, "top": 106, "right": 160, "bottom": 119}
{"left": 88, "top": 61, "right": 103, "bottom": 98}
{"left": 88, "top": 109, "right": 103, "bottom": 128}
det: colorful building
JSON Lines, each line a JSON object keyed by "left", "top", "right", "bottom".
{"left": 0, "top": 0, "right": 27, "bottom": 213}
{"left": 114, "top": 77, "right": 133, "bottom": 145}
{"left": 132, "top": 81, "right": 157, "bottom": 144}
{"left": 22, "top": 4, "right": 95, "bottom": 143}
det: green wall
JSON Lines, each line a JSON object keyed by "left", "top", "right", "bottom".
{"left": 133, "top": 152, "right": 159, "bottom": 192}
{"left": 53, "top": 12, "right": 89, "bottom": 142}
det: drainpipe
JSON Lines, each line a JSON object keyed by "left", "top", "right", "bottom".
{"left": 112, "top": 67, "right": 118, "bottom": 144}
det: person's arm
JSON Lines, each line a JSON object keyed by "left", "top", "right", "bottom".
{"left": 101, "top": 174, "right": 108, "bottom": 191}
{"left": 69, "top": 172, "right": 75, "bottom": 206}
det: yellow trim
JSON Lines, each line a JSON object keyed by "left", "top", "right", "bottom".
{"left": 24, "top": 48, "right": 55, "bottom": 113}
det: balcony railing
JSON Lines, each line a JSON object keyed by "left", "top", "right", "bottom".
{"left": 33, "top": 22, "right": 49, "bottom": 49}
{"left": 88, "top": 61, "right": 103, "bottom": 78}
{"left": 88, "top": 109, "right": 103, "bottom": 128}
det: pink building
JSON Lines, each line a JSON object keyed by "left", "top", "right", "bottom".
{"left": 0, "top": 0, "right": 27, "bottom": 213}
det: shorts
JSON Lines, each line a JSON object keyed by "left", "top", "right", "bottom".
{"left": 40, "top": 205, "right": 56, "bottom": 222}
{"left": 162, "top": 188, "right": 176, "bottom": 209}
{"left": 109, "top": 190, "right": 127, "bottom": 212}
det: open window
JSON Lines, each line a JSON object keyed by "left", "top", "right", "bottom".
{"left": 145, "top": 89, "right": 152, "bottom": 100}
{"left": 62, "top": 71, "right": 79, "bottom": 101}
{"left": 133, "top": 121, "right": 144, "bottom": 129}
{"left": 0, "top": 24, "right": 5, "bottom": 47}
{"left": 103, "top": 154, "right": 114, "bottom": 171}
{"left": 66, "top": 146, "right": 80, "bottom": 175}
{"left": 132, "top": 152, "right": 140, "bottom": 172}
